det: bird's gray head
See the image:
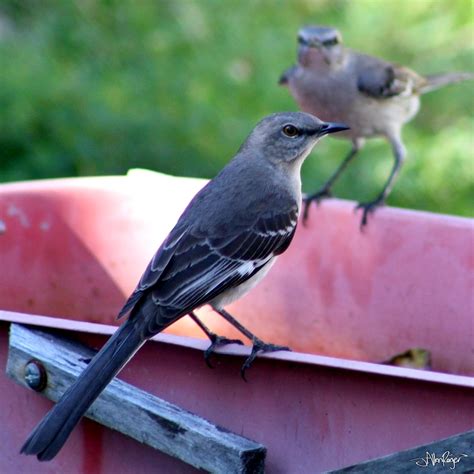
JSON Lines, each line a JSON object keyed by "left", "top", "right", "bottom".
{"left": 297, "top": 25, "right": 344, "bottom": 67}
{"left": 241, "top": 112, "right": 348, "bottom": 166}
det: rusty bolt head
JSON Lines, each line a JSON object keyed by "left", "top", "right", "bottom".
{"left": 24, "top": 360, "right": 47, "bottom": 391}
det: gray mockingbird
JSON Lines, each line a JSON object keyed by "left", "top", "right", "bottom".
{"left": 280, "top": 25, "right": 473, "bottom": 227}
{"left": 21, "top": 111, "right": 348, "bottom": 461}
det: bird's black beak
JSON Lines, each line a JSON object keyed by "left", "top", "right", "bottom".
{"left": 318, "top": 122, "right": 350, "bottom": 136}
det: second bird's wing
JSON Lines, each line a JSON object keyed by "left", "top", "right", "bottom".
{"left": 279, "top": 65, "right": 298, "bottom": 85}
{"left": 118, "top": 205, "right": 299, "bottom": 336}
{"left": 356, "top": 54, "right": 425, "bottom": 98}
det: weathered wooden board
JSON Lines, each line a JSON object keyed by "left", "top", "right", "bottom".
{"left": 6, "top": 324, "right": 265, "bottom": 473}
{"left": 331, "top": 429, "right": 474, "bottom": 473}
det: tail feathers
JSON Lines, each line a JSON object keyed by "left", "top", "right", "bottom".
{"left": 21, "top": 318, "right": 144, "bottom": 461}
{"left": 419, "top": 72, "right": 474, "bottom": 94}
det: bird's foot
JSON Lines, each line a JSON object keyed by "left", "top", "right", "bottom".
{"left": 204, "top": 334, "right": 244, "bottom": 368}
{"left": 302, "top": 187, "right": 333, "bottom": 224}
{"left": 355, "top": 197, "right": 385, "bottom": 230}
{"left": 240, "top": 339, "right": 291, "bottom": 381}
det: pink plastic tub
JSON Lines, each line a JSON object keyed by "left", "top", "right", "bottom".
{"left": 1, "top": 170, "right": 472, "bottom": 473}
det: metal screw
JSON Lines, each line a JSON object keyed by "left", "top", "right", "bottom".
{"left": 24, "top": 360, "right": 47, "bottom": 391}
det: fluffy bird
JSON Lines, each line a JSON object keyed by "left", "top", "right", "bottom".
{"left": 280, "top": 25, "right": 473, "bottom": 227}
{"left": 21, "top": 112, "right": 348, "bottom": 461}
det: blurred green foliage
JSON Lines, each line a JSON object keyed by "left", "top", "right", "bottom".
{"left": 0, "top": 0, "right": 473, "bottom": 215}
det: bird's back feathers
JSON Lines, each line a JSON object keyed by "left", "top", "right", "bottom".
{"left": 119, "top": 153, "right": 300, "bottom": 332}
{"left": 119, "top": 197, "right": 299, "bottom": 336}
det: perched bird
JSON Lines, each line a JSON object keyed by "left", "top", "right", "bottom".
{"left": 21, "top": 112, "right": 348, "bottom": 461}
{"left": 382, "top": 348, "right": 432, "bottom": 370}
{"left": 280, "top": 25, "right": 474, "bottom": 227}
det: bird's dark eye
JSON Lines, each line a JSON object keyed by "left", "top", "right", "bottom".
{"left": 282, "top": 124, "right": 300, "bottom": 138}
{"left": 322, "top": 37, "right": 339, "bottom": 47}
{"left": 297, "top": 35, "right": 306, "bottom": 45}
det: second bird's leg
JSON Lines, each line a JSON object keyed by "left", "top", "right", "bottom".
{"left": 211, "top": 306, "right": 290, "bottom": 380}
{"left": 189, "top": 311, "right": 244, "bottom": 367}
{"left": 303, "top": 140, "right": 362, "bottom": 223}
{"left": 356, "top": 136, "right": 406, "bottom": 229}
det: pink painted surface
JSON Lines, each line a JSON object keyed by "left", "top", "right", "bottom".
{"left": 1, "top": 320, "right": 473, "bottom": 474}
{"left": 2, "top": 310, "right": 473, "bottom": 388}
{"left": 0, "top": 172, "right": 473, "bottom": 472}
{"left": 1, "top": 171, "right": 472, "bottom": 374}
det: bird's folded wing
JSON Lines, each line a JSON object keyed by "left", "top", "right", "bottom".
{"left": 279, "top": 65, "right": 298, "bottom": 85}
{"left": 118, "top": 206, "right": 299, "bottom": 333}
{"left": 356, "top": 55, "right": 425, "bottom": 98}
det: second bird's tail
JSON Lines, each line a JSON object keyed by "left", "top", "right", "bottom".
{"left": 20, "top": 317, "right": 145, "bottom": 461}
{"left": 420, "top": 72, "right": 474, "bottom": 94}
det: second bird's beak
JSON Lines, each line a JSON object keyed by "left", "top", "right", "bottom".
{"left": 318, "top": 122, "right": 350, "bottom": 136}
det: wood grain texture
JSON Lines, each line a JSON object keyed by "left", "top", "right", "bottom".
{"left": 6, "top": 324, "right": 265, "bottom": 473}
{"left": 331, "top": 430, "right": 474, "bottom": 473}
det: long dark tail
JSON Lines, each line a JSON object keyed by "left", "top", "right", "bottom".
{"left": 20, "top": 317, "right": 145, "bottom": 461}
{"left": 420, "top": 72, "right": 474, "bottom": 94}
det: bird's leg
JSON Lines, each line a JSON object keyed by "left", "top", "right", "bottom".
{"left": 356, "top": 135, "right": 406, "bottom": 229}
{"left": 188, "top": 311, "right": 244, "bottom": 368}
{"left": 211, "top": 306, "right": 290, "bottom": 380}
{"left": 303, "top": 140, "right": 362, "bottom": 223}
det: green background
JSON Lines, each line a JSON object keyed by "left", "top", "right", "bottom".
{"left": 0, "top": 0, "right": 473, "bottom": 215}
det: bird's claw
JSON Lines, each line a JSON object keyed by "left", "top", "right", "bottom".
{"left": 302, "top": 188, "right": 332, "bottom": 224}
{"left": 204, "top": 335, "right": 244, "bottom": 368}
{"left": 240, "top": 341, "right": 291, "bottom": 381}
{"left": 355, "top": 198, "right": 385, "bottom": 230}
